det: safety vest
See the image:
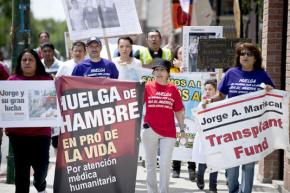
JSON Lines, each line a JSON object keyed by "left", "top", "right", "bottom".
{"left": 139, "top": 48, "right": 172, "bottom": 65}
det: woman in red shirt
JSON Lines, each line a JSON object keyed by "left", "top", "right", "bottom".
{"left": 142, "top": 58, "right": 185, "bottom": 193}
{"left": 6, "top": 49, "right": 52, "bottom": 193}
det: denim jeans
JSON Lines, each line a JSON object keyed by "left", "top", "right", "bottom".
{"left": 142, "top": 127, "right": 175, "bottom": 193}
{"left": 226, "top": 162, "right": 255, "bottom": 193}
{"left": 198, "top": 163, "right": 218, "bottom": 190}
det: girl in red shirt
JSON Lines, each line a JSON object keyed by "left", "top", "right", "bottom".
{"left": 142, "top": 58, "right": 185, "bottom": 193}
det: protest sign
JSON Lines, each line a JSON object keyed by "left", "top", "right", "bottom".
{"left": 61, "top": 0, "right": 142, "bottom": 40}
{"left": 139, "top": 68, "right": 211, "bottom": 161}
{"left": 196, "top": 90, "right": 289, "bottom": 171}
{"left": 182, "top": 26, "right": 223, "bottom": 72}
{"left": 197, "top": 38, "right": 251, "bottom": 69}
{"left": 53, "top": 76, "right": 144, "bottom": 193}
{"left": 0, "top": 81, "right": 62, "bottom": 128}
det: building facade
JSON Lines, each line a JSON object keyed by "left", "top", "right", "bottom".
{"left": 260, "top": 0, "right": 290, "bottom": 192}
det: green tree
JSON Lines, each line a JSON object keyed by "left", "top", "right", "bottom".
{"left": 0, "top": 0, "right": 12, "bottom": 50}
{"left": 30, "top": 18, "right": 67, "bottom": 58}
{"left": 0, "top": 1, "right": 67, "bottom": 59}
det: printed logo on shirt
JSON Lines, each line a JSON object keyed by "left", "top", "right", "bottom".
{"left": 91, "top": 68, "right": 106, "bottom": 73}
{"left": 148, "top": 92, "right": 174, "bottom": 109}
{"left": 229, "top": 78, "right": 261, "bottom": 94}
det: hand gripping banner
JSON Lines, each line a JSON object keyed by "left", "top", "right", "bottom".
{"left": 196, "top": 89, "right": 289, "bottom": 171}
{"left": 54, "top": 76, "right": 144, "bottom": 193}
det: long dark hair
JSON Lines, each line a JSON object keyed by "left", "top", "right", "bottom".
{"left": 173, "top": 45, "right": 182, "bottom": 59}
{"left": 235, "top": 42, "right": 263, "bottom": 70}
{"left": 15, "top": 49, "right": 49, "bottom": 76}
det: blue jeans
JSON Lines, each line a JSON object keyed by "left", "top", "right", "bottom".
{"left": 226, "top": 162, "right": 255, "bottom": 193}
{"left": 198, "top": 163, "right": 218, "bottom": 190}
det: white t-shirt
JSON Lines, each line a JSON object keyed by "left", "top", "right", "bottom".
{"left": 41, "top": 57, "right": 63, "bottom": 75}
{"left": 112, "top": 57, "right": 142, "bottom": 81}
{"left": 55, "top": 59, "right": 77, "bottom": 77}
{"left": 191, "top": 103, "right": 206, "bottom": 164}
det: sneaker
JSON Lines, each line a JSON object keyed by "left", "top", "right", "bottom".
{"left": 188, "top": 170, "right": 196, "bottom": 181}
{"left": 157, "top": 157, "right": 159, "bottom": 168}
{"left": 172, "top": 170, "right": 180, "bottom": 178}
{"left": 196, "top": 175, "right": 204, "bottom": 190}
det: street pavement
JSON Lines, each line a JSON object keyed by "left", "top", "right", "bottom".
{"left": 0, "top": 134, "right": 280, "bottom": 193}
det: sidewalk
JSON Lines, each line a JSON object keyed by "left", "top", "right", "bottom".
{"left": 0, "top": 134, "right": 280, "bottom": 193}
{"left": 0, "top": 161, "right": 280, "bottom": 193}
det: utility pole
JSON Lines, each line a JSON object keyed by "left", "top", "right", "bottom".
{"left": 7, "top": 0, "right": 30, "bottom": 184}
{"left": 238, "top": 0, "right": 243, "bottom": 38}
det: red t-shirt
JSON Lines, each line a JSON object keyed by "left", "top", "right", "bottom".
{"left": 0, "top": 63, "right": 9, "bottom": 80}
{"left": 144, "top": 81, "right": 184, "bottom": 138}
{"left": 6, "top": 74, "right": 52, "bottom": 137}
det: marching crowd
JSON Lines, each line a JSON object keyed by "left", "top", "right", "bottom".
{"left": 0, "top": 29, "right": 274, "bottom": 193}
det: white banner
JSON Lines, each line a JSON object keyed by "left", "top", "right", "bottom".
{"left": 0, "top": 81, "right": 62, "bottom": 128}
{"left": 195, "top": 89, "right": 289, "bottom": 171}
{"left": 61, "top": 0, "right": 142, "bottom": 40}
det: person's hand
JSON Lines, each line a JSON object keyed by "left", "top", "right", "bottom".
{"left": 173, "top": 58, "right": 182, "bottom": 68}
{"left": 265, "top": 85, "right": 273, "bottom": 92}
{"left": 260, "top": 83, "right": 273, "bottom": 92}
{"left": 179, "top": 123, "right": 186, "bottom": 134}
{"left": 201, "top": 98, "right": 212, "bottom": 109}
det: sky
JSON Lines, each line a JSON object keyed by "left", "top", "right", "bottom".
{"left": 31, "top": 0, "right": 66, "bottom": 21}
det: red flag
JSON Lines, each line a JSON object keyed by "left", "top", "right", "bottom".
{"left": 172, "top": 0, "right": 193, "bottom": 29}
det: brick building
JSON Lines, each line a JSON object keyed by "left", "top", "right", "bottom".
{"left": 260, "top": 0, "right": 290, "bottom": 192}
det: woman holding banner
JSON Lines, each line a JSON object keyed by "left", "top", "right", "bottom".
{"left": 142, "top": 58, "right": 185, "bottom": 193}
{"left": 203, "top": 42, "right": 274, "bottom": 193}
{"left": 6, "top": 49, "right": 52, "bottom": 193}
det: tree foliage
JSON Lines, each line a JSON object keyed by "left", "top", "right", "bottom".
{"left": 30, "top": 17, "right": 67, "bottom": 57}
{"left": 0, "top": 0, "right": 12, "bottom": 50}
{"left": 0, "top": 1, "right": 67, "bottom": 58}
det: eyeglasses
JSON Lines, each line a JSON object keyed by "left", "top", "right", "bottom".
{"left": 148, "top": 35, "right": 160, "bottom": 40}
{"left": 240, "top": 52, "right": 254, "bottom": 57}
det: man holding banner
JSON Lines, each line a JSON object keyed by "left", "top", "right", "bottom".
{"left": 203, "top": 43, "right": 274, "bottom": 193}
{"left": 72, "top": 37, "right": 119, "bottom": 78}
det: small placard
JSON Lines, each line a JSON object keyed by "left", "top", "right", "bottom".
{"left": 197, "top": 38, "right": 251, "bottom": 69}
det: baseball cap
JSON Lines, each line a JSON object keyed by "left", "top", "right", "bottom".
{"left": 152, "top": 58, "right": 171, "bottom": 72}
{"left": 86, "top": 37, "right": 102, "bottom": 46}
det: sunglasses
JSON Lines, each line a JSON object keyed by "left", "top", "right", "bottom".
{"left": 240, "top": 51, "right": 254, "bottom": 57}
